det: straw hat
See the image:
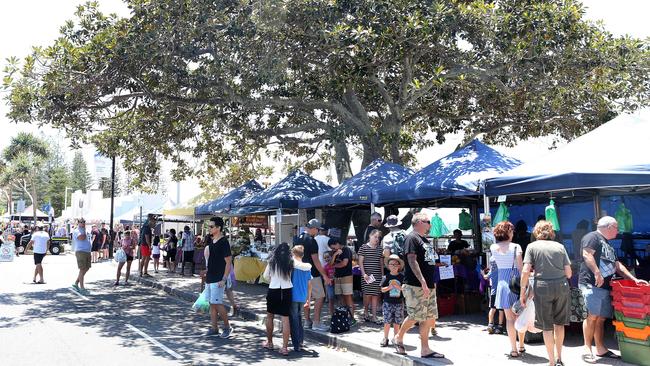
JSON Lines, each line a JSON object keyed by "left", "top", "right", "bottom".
{"left": 384, "top": 254, "right": 405, "bottom": 270}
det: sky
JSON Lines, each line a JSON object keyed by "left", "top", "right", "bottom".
{"left": 0, "top": 0, "right": 648, "bottom": 204}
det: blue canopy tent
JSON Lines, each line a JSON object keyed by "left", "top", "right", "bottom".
{"left": 485, "top": 110, "right": 650, "bottom": 196}
{"left": 373, "top": 139, "right": 521, "bottom": 206}
{"left": 299, "top": 159, "right": 413, "bottom": 209}
{"left": 194, "top": 180, "right": 264, "bottom": 216}
{"left": 234, "top": 171, "right": 333, "bottom": 211}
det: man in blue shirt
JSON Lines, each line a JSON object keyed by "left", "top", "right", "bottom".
{"left": 71, "top": 218, "right": 92, "bottom": 295}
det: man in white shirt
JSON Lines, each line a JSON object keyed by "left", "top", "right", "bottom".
{"left": 314, "top": 225, "right": 330, "bottom": 266}
{"left": 26, "top": 225, "right": 50, "bottom": 284}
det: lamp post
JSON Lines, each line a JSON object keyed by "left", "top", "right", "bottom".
{"left": 108, "top": 156, "right": 116, "bottom": 258}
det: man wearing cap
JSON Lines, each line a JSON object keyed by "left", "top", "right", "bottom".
{"left": 72, "top": 218, "right": 92, "bottom": 295}
{"left": 382, "top": 215, "right": 407, "bottom": 261}
{"left": 363, "top": 212, "right": 383, "bottom": 245}
{"left": 25, "top": 225, "right": 50, "bottom": 284}
{"left": 301, "top": 219, "right": 331, "bottom": 331}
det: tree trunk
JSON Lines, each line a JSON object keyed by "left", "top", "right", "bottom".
{"left": 332, "top": 139, "right": 353, "bottom": 184}
{"left": 31, "top": 179, "right": 38, "bottom": 224}
{"left": 360, "top": 137, "right": 384, "bottom": 168}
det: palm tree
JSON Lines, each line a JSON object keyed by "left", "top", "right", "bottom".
{"left": 3, "top": 133, "right": 50, "bottom": 224}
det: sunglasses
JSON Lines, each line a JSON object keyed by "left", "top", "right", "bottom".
{"left": 420, "top": 220, "right": 431, "bottom": 224}
{"left": 388, "top": 263, "right": 400, "bottom": 266}
{"left": 208, "top": 225, "right": 216, "bottom": 229}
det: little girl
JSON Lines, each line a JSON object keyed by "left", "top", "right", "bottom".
{"left": 323, "top": 251, "right": 336, "bottom": 316}
{"left": 152, "top": 235, "right": 161, "bottom": 273}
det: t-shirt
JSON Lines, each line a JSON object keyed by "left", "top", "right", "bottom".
{"left": 292, "top": 260, "right": 313, "bottom": 302}
{"left": 181, "top": 231, "right": 195, "bottom": 251}
{"left": 579, "top": 231, "right": 618, "bottom": 290}
{"left": 314, "top": 234, "right": 330, "bottom": 265}
{"left": 72, "top": 227, "right": 92, "bottom": 252}
{"left": 101, "top": 228, "right": 109, "bottom": 244}
{"left": 122, "top": 236, "right": 135, "bottom": 256}
{"left": 382, "top": 229, "right": 407, "bottom": 258}
{"left": 167, "top": 236, "right": 178, "bottom": 250}
{"left": 333, "top": 246, "right": 352, "bottom": 277}
{"left": 139, "top": 222, "right": 151, "bottom": 246}
{"left": 206, "top": 236, "right": 232, "bottom": 284}
{"left": 523, "top": 240, "right": 571, "bottom": 280}
{"left": 381, "top": 273, "right": 405, "bottom": 303}
{"left": 448, "top": 239, "right": 469, "bottom": 253}
{"left": 31, "top": 231, "right": 50, "bottom": 254}
{"left": 403, "top": 232, "right": 436, "bottom": 288}
{"left": 91, "top": 229, "right": 101, "bottom": 246}
{"left": 299, "top": 233, "right": 321, "bottom": 278}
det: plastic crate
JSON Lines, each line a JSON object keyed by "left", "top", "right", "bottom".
{"left": 617, "top": 333, "right": 650, "bottom": 366}
{"left": 612, "top": 279, "right": 650, "bottom": 304}
{"left": 613, "top": 321, "right": 650, "bottom": 341}
{"left": 613, "top": 298, "right": 650, "bottom": 314}
{"left": 616, "top": 310, "right": 650, "bottom": 329}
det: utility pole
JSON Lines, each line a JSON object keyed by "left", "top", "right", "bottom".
{"left": 108, "top": 156, "right": 116, "bottom": 258}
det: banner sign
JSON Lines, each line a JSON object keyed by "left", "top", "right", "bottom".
{"left": 232, "top": 215, "right": 269, "bottom": 228}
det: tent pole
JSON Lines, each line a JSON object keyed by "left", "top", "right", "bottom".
{"left": 370, "top": 203, "right": 376, "bottom": 213}
{"left": 594, "top": 191, "right": 602, "bottom": 222}
{"left": 278, "top": 208, "right": 282, "bottom": 245}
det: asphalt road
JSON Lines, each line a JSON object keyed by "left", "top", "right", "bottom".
{"left": 0, "top": 253, "right": 386, "bottom": 366}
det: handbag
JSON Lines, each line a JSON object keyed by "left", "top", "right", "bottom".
{"left": 115, "top": 248, "right": 127, "bottom": 263}
{"left": 508, "top": 245, "right": 521, "bottom": 296}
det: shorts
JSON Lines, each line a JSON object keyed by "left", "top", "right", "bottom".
{"left": 166, "top": 249, "right": 176, "bottom": 260}
{"left": 141, "top": 245, "right": 151, "bottom": 257}
{"left": 310, "top": 276, "right": 325, "bottom": 299}
{"left": 382, "top": 302, "right": 404, "bottom": 325}
{"left": 33, "top": 253, "right": 45, "bottom": 265}
{"left": 533, "top": 278, "right": 570, "bottom": 330}
{"left": 580, "top": 283, "right": 613, "bottom": 319}
{"left": 183, "top": 250, "right": 195, "bottom": 262}
{"left": 403, "top": 284, "right": 438, "bottom": 322}
{"left": 334, "top": 275, "right": 354, "bottom": 296}
{"left": 266, "top": 288, "right": 292, "bottom": 316}
{"left": 91, "top": 242, "right": 100, "bottom": 252}
{"left": 489, "top": 293, "right": 497, "bottom": 309}
{"left": 76, "top": 251, "right": 92, "bottom": 271}
{"left": 326, "top": 284, "right": 335, "bottom": 300}
{"left": 205, "top": 282, "right": 226, "bottom": 305}
{"left": 152, "top": 254, "right": 160, "bottom": 259}
{"left": 126, "top": 254, "right": 134, "bottom": 262}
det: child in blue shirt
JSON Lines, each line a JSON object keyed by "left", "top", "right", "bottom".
{"left": 290, "top": 245, "right": 312, "bottom": 351}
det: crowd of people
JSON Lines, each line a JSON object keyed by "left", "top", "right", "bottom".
{"left": 7, "top": 210, "right": 648, "bottom": 365}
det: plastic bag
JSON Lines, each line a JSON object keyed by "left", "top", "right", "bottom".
{"left": 492, "top": 203, "right": 510, "bottom": 225}
{"left": 515, "top": 300, "right": 541, "bottom": 333}
{"left": 192, "top": 287, "right": 210, "bottom": 313}
{"left": 115, "top": 248, "right": 127, "bottom": 263}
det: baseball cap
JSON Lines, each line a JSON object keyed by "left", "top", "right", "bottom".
{"left": 306, "top": 219, "right": 322, "bottom": 229}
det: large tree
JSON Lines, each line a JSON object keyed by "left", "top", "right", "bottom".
{"left": 2, "top": 133, "right": 50, "bottom": 223}
{"left": 70, "top": 151, "right": 93, "bottom": 193}
{"left": 4, "top": 0, "right": 649, "bottom": 188}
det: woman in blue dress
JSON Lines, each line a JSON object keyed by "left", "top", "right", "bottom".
{"left": 490, "top": 221, "right": 526, "bottom": 358}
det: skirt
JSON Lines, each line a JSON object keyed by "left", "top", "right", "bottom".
{"left": 266, "top": 288, "right": 292, "bottom": 316}
{"left": 495, "top": 267, "right": 519, "bottom": 310}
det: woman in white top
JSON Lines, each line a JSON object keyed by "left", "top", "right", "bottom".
{"left": 490, "top": 221, "right": 526, "bottom": 358}
{"left": 262, "top": 242, "right": 293, "bottom": 356}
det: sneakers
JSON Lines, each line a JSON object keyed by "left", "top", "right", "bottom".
{"left": 494, "top": 325, "right": 504, "bottom": 335}
{"left": 71, "top": 284, "right": 80, "bottom": 292}
{"left": 486, "top": 323, "right": 495, "bottom": 334}
{"left": 312, "top": 323, "right": 328, "bottom": 331}
{"left": 206, "top": 328, "right": 219, "bottom": 336}
{"left": 79, "top": 288, "right": 90, "bottom": 295}
{"left": 304, "top": 320, "right": 313, "bottom": 329}
{"left": 350, "top": 319, "right": 358, "bottom": 327}
{"left": 220, "top": 327, "right": 233, "bottom": 338}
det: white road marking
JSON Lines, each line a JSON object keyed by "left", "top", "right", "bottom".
{"left": 68, "top": 287, "right": 89, "bottom": 301}
{"left": 126, "top": 323, "right": 183, "bottom": 359}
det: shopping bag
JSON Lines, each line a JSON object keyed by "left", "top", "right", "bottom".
{"left": 515, "top": 300, "right": 541, "bottom": 333}
{"left": 192, "top": 287, "right": 210, "bottom": 313}
{"left": 115, "top": 248, "right": 127, "bottom": 263}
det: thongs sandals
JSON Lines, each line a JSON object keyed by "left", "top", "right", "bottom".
{"left": 422, "top": 351, "right": 445, "bottom": 359}
{"left": 262, "top": 341, "right": 274, "bottom": 350}
{"left": 509, "top": 351, "right": 521, "bottom": 358}
{"left": 395, "top": 342, "right": 407, "bottom": 355}
{"left": 518, "top": 347, "right": 526, "bottom": 354}
{"left": 596, "top": 350, "right": 621, "bottom": 359}
{"left": 278, "top": 347, "right": 289, "bottom": 356}
{"left": 380, "top": 338, "right": 389, "bottom": 347}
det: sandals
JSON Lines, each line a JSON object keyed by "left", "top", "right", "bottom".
{"left": 262, "top": 341, "right": 274, "bottom": 350}
{"left": 509, "top": 351, "right": 521, "bottom": 358}
{"left": 422, "top": 351, "right": 445, "bottom": 359}
{"left": 380, "top": 338, "right": 389, "bottom": 347}
{"left": 395, "top": 342, "right": 407, "bottom": 355}
{"left": 278, "top": 347, "right": 289, "bottom": 356}
{"left": 596, "top": 350, "right": 621, "bottom": 359}
{"left": 518, "top": 347, "right": 526, "bottom": 354}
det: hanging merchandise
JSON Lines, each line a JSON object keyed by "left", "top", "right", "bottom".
{"left": 429, "top": 213, "right": 449, "bottom": 238}
{"left": 545, "top": 200, "right": 561, "bottom": 231}
{"left": 458, "top": 209, "right": 473, "bottom": 230}
{"left": 615, "top": 203, "right": 633, "bottom": 233}
{"left": 492, "top": 203, "right": 510, "bottom": 225}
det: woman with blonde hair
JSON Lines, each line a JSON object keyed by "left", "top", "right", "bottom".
{"left": 490, "top": 221, "right": 526, "bottom": 358}
{"left": 521, "top": 220, "right": 572, "bottom": 366}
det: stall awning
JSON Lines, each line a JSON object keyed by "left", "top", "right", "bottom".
{"left": 485, "top": 109, "right": 650, "bottom": 196}
{"left": 373, "top": 139, "right": 521, "bottom": 205}
{"left": 194, "top": 180, "right": 263, "bottom": 216}
{"left": 300, "top": 159, "right": 413, "bottom": 208}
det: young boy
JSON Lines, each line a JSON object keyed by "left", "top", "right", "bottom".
{"left": 484, "top": 256, "right": 505, "bottom": 334}
{"left": 323, "top": 251, "right": 336, "bottom": 316}
{"left": 328, "top": 237, "right": 356, "bottom": 325}
{"left": 380, "top": 254, "right": 405, "bottom": 347}
{"left": 290, "top": 245, "right": 312, "bottom": 351}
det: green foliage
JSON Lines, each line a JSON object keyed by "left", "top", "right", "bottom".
{"left": 70, "top": 151, "right": 92, "bottom": 193}
{"left": 4, "top": 0, "right": 649, "bottom": 188}
{"left": 45, "top": 167, "right": 70, "bottom": 216}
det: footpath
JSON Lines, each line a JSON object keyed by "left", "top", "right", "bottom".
{"left": 117, "top": 261, "right": 630, "bottom": 366}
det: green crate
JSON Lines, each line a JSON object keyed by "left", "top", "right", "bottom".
{"left": 617, "top": 334, "right": 650, "bottom": 366}
{"left": 616, "top": 310, "right": 650, "bottom": 329}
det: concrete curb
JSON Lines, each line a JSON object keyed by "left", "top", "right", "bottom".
{"left": 134, "top": 276, "right": 443, "bottom": 366}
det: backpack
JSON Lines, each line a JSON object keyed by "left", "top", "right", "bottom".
{"left": 293, "top": 233, "right": 307, "bottom": 247}
{"left": 330, "top": 306, "right": 351, "bottom": 334}
{"left": 391, "top": 231, "right": 406, "bottom": 257}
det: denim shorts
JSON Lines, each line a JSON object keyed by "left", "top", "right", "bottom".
{"left": 326, "top": 284, "right": 335, "bottom": 300}
{"left": 205, "top": 282, "right": 225, "bottom": 305}
{"left": 579, "top": 284, "right": 613, "bottom": 319}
